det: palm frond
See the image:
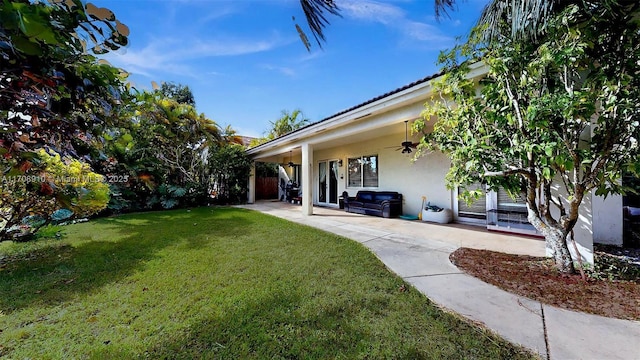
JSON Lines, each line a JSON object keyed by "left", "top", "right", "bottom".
{"left": 298, "top": 0, "right": 341, "bottom": 49}
{"left": 478, "top": 0, "right": 640, "bottom": 42}
{"left": 477, "top": 0, "right": 574, "bottom": 42}
{"left": 434, "top": 0, "right": 457, "bottom": 18}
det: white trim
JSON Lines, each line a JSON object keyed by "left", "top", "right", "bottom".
{"left": 247, "top": 62, "right": 488, "bottom": 159}
{"left": 316, "top": 159, "right": 340, "bottom": 206}
{"left": 453, "top": 186, "right": 487, "bottom": 225}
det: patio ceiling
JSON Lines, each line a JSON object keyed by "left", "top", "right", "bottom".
{"left": 248, "top": 62, "right": 485, "bottom": 163}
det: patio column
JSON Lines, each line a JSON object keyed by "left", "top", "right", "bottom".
{"left": 247, "top": 161, "right": 256, "bottom": 204}
{"left": 301, "top": 142, "right": 313, "bottom": 216}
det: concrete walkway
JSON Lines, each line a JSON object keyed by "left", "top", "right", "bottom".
{"left": 239, "top": 201, "right": 640, "bottom": 360}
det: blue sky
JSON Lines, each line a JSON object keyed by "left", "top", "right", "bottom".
{"left": 101, "top": 0, "right": 489, "bottom": 137}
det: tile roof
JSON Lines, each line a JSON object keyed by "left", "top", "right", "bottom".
{"left": 248, "top": 71, "right": 442, "bottom": 150}
{"left": 316, "top": 71, "right": 443, "bottom": 124}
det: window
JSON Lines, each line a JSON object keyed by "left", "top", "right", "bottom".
{"left": 458, "top": 183, "right": 486, "bottom": 220}
{"left": 348, "top": 155, "right": 378, "bottom": 188}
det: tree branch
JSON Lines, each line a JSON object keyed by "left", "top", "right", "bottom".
{"left": 482, "top": 167, "right": 530, "bottom": 178}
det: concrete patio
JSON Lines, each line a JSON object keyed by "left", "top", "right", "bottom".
{"left": 239, "top": 201, "right": 640, "bottom": 360}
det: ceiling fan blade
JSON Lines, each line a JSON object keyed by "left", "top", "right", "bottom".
{"left": 388, "top": 121, "right": 418, "bottom": 153}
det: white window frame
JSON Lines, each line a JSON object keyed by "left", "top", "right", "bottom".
{"left": 347, "top": 154, "right": 379, "bottom": 188}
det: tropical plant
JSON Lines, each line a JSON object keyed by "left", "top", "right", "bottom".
{"left": 0, "top": 0, "right": 129, "bottom": 160}
{"left": 157, "top": 82, "right": 196, "bottom": 106}
{"left": 0, "top": 0, "right": 128, "bottom": 235}
{"left": 415, "top": 3, "right": 640, "bottom": 273}
{"left": 295, "top": 0, "right": 341, "bottom": 51}
{"left": 269, "top": 109, "right": 310, "bottom": 139}
{"left": 208, "top": 144, "right": 252, "bottom": 204}
{"left": 0, "top": 149, "right": 109, "bottom": 241}
{"left": 251, "top": 109, "right": 310, "bottom": 146}
{"left": 98, "top": 91, "right": 223, "bottom": 212}
{"left": 221, "top": 124, "right": 246, "bottom": 146}
{"left": 135, "top": 92, "right": 221, "bottom": 185}
{"left": 0, "top": 163, "right": 56, "bottom": 241}
{"left": 38, "top": 149, "right": 110, "bottom": 217}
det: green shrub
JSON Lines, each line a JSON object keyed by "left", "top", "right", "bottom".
{"left": 38, "top": 149, "right": 110, "bottom": 217}
{"left": 589, "top": 252, "right": 640, "bottom": 282}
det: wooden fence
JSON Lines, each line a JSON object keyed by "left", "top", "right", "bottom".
{"left": 256, "top": 177, "right": 279, "bottom": 200}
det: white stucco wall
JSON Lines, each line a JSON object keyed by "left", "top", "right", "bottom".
{"left": 592, "top": 193, "right": 623, "bottom": 246}
{"left": 546, "top": 186, "right": 623, "bottom": 263}
{"left": 549, "top": 182, "right": 594, "bottom": 264}
{"left": 313, "top": 134, "right": 451, "bottom": 217}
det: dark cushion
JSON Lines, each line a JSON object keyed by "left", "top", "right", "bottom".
{"left": 363, "top": 202, "right": 383, "bottom": 210}
{"left": 372, "top": 192, "right": 400, "bottom": 201}
{"left": 355, "top": 191, "right": 374, "bottom": 202}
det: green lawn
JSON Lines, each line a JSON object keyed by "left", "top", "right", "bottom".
{"left": 0, "top": 207, "right": 533, "bottom": 359}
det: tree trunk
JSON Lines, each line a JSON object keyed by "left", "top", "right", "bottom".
{"left": 545, "top": 228, "right": 575, "bottom": 274}
{"left": 526, "top": 205, "right": 576, "bottom": 274}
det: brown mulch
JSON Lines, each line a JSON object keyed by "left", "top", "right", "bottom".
{"left": 449, "top": 248, "right": 640, "bottom": 321}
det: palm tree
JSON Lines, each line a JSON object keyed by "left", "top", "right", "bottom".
{"left": 297, "top": 0, "right": 638, "bottom": 47}
{"left": 249, "top": 109, "right": 310, "bottom": 147}
{"left": 296, "top": 0, "right": 341, "bottom": 50}
{"left": 221, "top": 124, "right": 245, "bottom": 146}
{"left": 476, "top": 0, "right": 639, "bottom": 42}
{"left": 267, "top": 109, "right": 310, "bottom": 140}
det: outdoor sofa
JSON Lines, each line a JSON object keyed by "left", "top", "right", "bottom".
{"left": 342, "top": 190, "right": 402, "bottom": 218}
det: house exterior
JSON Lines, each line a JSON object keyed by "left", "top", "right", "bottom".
{"left": 246, "top": 62, "right": 624, "bottom": 263}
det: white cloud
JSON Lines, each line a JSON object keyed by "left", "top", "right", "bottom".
{"left": 339, "top": 0, "right": 405, "bottom": 25}
{"left": 187, "top": 38, "right": 280, "bottom": 57}
{"left": 260, "top": 64, "right": 296, "bottom": 77}
{"left": 104, "top": 34, "right": 292, "bottom": 79}
{"left": 197, "top": 6, "right": 238, "bottom": 25}
{"left": 403, "top": 21, "right": 452, "bottom": 43}
{"left": 338, "top": 0, "right": 453, "bottom": 46}
{"left": 297, "top": 50, "right": 324, "bottom": 63}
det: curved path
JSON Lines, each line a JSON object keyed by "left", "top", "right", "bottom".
{"left": 240, "top": 201, "right": 640, "bottom": 360}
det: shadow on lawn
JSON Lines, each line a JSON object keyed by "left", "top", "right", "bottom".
{"left": 92, "top": 286, "right": 382, "bottom": 359}
{"left": 0, "top": 207, "right": 252, "bottom": 312}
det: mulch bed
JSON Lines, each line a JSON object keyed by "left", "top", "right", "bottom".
{"left": 449, "top": 247, "right": 640, "bottom": 321}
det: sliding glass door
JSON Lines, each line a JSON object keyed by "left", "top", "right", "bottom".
{"left": 318, "top": 160, "right": 339, "bottom": 206}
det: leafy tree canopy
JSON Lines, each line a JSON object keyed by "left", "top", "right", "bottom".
{"left": 0, "top": 0, "right": 129, "bottom": 164}
{"left": 415, "top": 2, "right": 640, "bottom": 273}
{"left": 156, "top": 82, "right": 196, "bottom": 107}
{"left": 251, "top": 109, "right": 310, "bottom": 146}
{"left": 97, "top": 90, "right": 224, "bottom": 212}
{"left": 208, "top": 143, "right": 252, "bottom": 204}
{"left": 0, "top": 0, "right": 129, "bottom": 239}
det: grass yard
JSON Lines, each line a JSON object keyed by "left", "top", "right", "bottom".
{"left": 0, "top": 207, "right": 533, "bottom": 359}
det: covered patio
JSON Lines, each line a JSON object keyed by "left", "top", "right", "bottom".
{"left": 239, "top": 200, "right": 545, "bottom": 257}
{"left": 244, "top": 66, "right": 491, "bottom": 220}
{"left": 244, "top": 64, "right": 623, "bottom": 263}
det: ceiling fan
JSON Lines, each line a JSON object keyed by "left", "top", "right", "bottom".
{"left": 287, "top": 150, "right": 295, "bottom": 167}
{"left": 395, "top": 120, "right": 418, "bottom": 154}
